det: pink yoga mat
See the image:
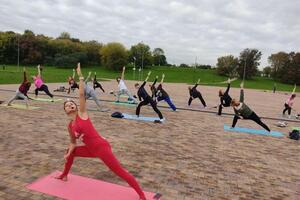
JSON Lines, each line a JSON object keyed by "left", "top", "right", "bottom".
{"left": 27, "top": 171, "right": 161, "bottom": 200}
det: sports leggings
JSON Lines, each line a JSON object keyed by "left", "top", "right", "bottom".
{"left": 136, "top": 97, "right": 163, "bottom": 119}
{"left": 60, "top": 144, "right": 146, "bottom": 200}
{"left": 188, "top": 94, "right": 206, "bottom": 107}
{"left": 157, "top": 96, "right": 176, "bottom": 111}
{"left": 35, "top": 84, "right": 53, "bottom": 98}
{"left": 232, "top": 112, "right": 270, "bottom": 132}
{"left": 283, "top": 103, "right": 291, "bottom": 115}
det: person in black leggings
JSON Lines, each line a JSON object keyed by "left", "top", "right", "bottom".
{"left": 92, "top": 72, "right": 105, "bottom": 93}
{"left": 188, "top": 79, "right": 206, "bottom": 107}
{"left": 135, "top": 71, "right": 164, "bottom": 122}
{"left": 231, "top": 82, "right": 270, "bottom": 132}
{"left": 218, "top": 78, "right": 232, "bottom": 115}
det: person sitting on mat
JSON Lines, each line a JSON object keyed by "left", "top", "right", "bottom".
{"left": 32, "top": 65, "right": 54, "bottom": 101}
{"left": 218, "top": 78, "right": 232, "bottom": 115}
{"left": 188, "top": 78, "right": 207, "bottom": 108}
{"left": 156, "top": 74, "right": 177, "bottom": 111}
{"left": 115, "top": 66, "right": 137, "bottom": 103}
{"left": 55, "top": 63, "right": 147, "bottom": 200}
{"left": 135, "top": 71, "right": 164, "bottom": 123}
{"left": 92, "top": 72, "right": 105, "bottom": 93}
{"left": 7, "top": 67, "right": 31, "bottom": 108}
{"left": 282, "top": 84, "right": 296, "bottom": 119}
{"left": 231, "top": 82, "right": 271, "bottom": 132}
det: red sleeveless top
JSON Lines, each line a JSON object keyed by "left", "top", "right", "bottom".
{"left": 68, "top": 115, "right": 109, "bottom": 150}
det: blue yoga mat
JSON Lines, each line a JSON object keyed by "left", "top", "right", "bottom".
{"left": 122, "top": 113, "right": 165, "bottom": 122}
{"left": 224, "top": 125, "right": 284, "bottom": 137}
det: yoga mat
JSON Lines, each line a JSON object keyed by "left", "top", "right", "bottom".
{"left": 87, "top": 108, "right": 110, "bottom": 112}
{"left": 122, "top": 113, "right": 165, "bottom": 122}
{"left": 224, "top": 125, "right": 284, "bottom": 137}
{"left": 112, "top": 101, "right": 137, "bottom": 107}
{"left": 32, "top": 97, "right": 62, "bottom": 102}
{"left": 27, "top": 171, "right": 161, "bottom": 200}
{"left": 1, "top": 104, "right": 40, "bottom": 110}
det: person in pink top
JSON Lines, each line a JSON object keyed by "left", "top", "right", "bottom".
{"left": 32, "top": 65, "right": 54, "bottom": 100}
{"left": 55, "top": 63, "right": 151, "bottom": 200}
{"left": 283, "top": 85, "right": 296, "bottom": 118}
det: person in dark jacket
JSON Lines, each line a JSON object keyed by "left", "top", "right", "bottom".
{"left": 135, "top": 71, "right": 164, "bottom": 122}
{"left": 218, "top": 78, "right": 232, "bottom": 115}
{"left": 231, "top": 82, "right": 270, "bottom": 132}
{"left": 188, "top": 79, "right": 206, "bottom": 107}
{"left": 156, "top": 74, "right": 177, "bottom": 111}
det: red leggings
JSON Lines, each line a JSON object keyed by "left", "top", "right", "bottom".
{"left": 60, "top": 145, "right": 146, "bottom": 200}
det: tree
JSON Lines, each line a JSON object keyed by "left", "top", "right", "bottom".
{"left": 268, "top": 52, "right": 290, "bottom": 80}
{"left": 100, "top": 42, "right": 128, "bottom": 70}
{"left": 216, "top": 55, "right": 238, "bottom": 77}
{"left": 58, "top": 32, "right": 71, "bottom": 40}
{"left": 262, "top": 66, "right": 272, "bottom": 77}
{"left": 237, "top": 48, "right": 262, "bottom": 79}
{"left": 153, "top": 48, "right": 167, "bottom": 66}
{"left": 128, "top": 43, "right": 153, "bottom": 68}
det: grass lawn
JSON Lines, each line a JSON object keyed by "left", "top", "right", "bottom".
{"left": 0, "top": 65, "right": 297, "bottom": 92}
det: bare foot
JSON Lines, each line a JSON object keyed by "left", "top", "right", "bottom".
{"left": 54, "top": 175, "right": 68, "bottom": 181}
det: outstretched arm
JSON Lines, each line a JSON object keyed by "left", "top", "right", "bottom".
{"left": 292, "top": 84, "right": 296, "bottom": 94}
{"left": 76, "top": 63, "right": 87, "bottom": 114}
{"left": 225, "top": 79, "right": 231, "bottom": 94}
{"left": 23, "top": 67, "right": 27, "bottom": 83}
{"left": 37, "top": 65, "right": 41, "bottom": 78}
{"left": 72, "top": 69, "right": 75, "bottom": 79}
{"left": 160, "top": 74, "right": 165, "bottom": 84}
{"left": 121, "top": 66, "right": 125, "bottom": 80}
{"left": 193, "top": 78, "right": 200, "bottom": 89}
{"left": 153, "top": 76, "right": 158, "bottom": 87}
{"left": 85, "top": 71, "right": 91, "bottom": 83}
{"left": 239, "top": 82, "right": 244, "bottom": 103}
{"left": 94, "top": 72, "right": 97, "bottom": 81}
{"left": 141, "top": 71, "right": 152, "bottom": 88}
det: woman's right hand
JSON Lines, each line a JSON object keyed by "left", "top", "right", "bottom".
{"left": 64, "top": 153, "right": 70, "bottom": 162}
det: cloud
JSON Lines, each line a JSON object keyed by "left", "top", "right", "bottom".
{"left": 0, "top": 0, "right": 299, "bottom": 68}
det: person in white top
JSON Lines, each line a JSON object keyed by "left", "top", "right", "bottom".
{"left": 115, "top": 66, "right": 138, "bottom": 103}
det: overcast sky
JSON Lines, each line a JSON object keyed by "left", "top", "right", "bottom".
{"left": 1, "top": 0, "right": 299, "bottom": 68}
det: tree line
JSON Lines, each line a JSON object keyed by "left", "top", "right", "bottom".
{"left": 0, "top": 30, "right": 168, "bottom": 70}
{"left": 216, "top": 48, "right": 300, "bottom": 84}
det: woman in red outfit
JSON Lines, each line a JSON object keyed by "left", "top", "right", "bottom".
{"left": 56, "top": 63, "right": 146, "bottom": 200}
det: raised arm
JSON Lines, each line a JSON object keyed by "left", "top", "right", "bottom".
{"left": 37, "top": 65, "right": 41, "bottom": 78}
{"left": 23, "top": 67, "right": 27, "bottom": 83}
{"left": 225, "top": 79, "right": 231, "bottom": 94}
{"left": 85, "top": 71, "right": 91, "bottom": 83}
{"left": 193, "top": 78, "right": 200, "bottom": 89}
{"left": 153, "top": 76, "right": 158, "bottom": 87}
{"left": 141, "top": 71, "right": 152, "bottom": 88}
{"left": 292, "top": 84, "right": 296, "bottom": 94}
{"left": 72, "top": 69, "right": 75, "bottom": 79}
{"left": 160, "top": 74, "right": 165, "bottom": 84}
{"left": 239, "top": 82, "right": 244, "bottom": 103}
{"left": 121, "top": 66, "right": 125, "bottom": 80}
{"left": 76, "top": 63, "right": 87, "bottom": 115}
{"left": 94, "top": 72, "right": 97, "bottom": 81}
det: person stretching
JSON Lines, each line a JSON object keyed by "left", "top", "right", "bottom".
{"left": 188, "top": 79, "right": 206, "bottom": 107}
{"left": 156, "top": 74, "right": 177, "bottom": 111}
{"left": 92, "top": 72, "right": 105, "bottom": 93}
{"left": 231, "top": 82, "right": 270, "bottom": 132}
{"left": 283, "top": 85, "right": 296, "bottom": 119}
{"left": 32, "top": 65, "right": 54, "bottom": 100}
{"left": 7, "top": 67, "right": 31, "bottom": 108}
{"left": 135, "top": 71, "right": 164, "bottom": 122}
{"left": 67, "top": 69, "right": 79, "bottom": 94}
{"left": 218, "top": 78, "right": 232, "bottom": 115}
{"left": 116, "top": 66, "right": 137, "bottom": 103}
{"left": 55, "top": 63, "right": 146, "bottom": 200}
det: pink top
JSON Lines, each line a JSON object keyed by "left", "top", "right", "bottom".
{"left": 68, "top": 115, "right": 109, "bottom": 151}
{"left": 286, "top": 96, "right": 295, "bottom": 107}
{"left": 34, "top": 76, "right": 44, "bottom": 88}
